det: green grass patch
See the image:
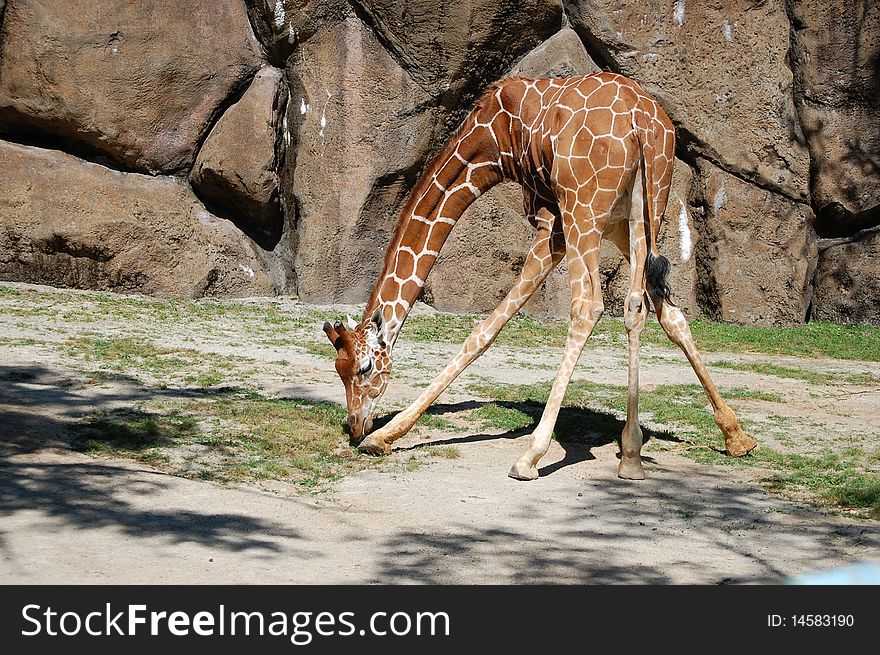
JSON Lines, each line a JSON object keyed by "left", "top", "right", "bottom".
{"left": 0, "top": 284, "right": 22, "bottom": 298}
{"left": 711, "top": 359, "right": 880, "bottom": 386}
{"left": 762, "top": 450, "right": 880, "bottom": 519}
{"left": 0, "top": 285, "right": 328, "bottom": 347}
{"left": 182, "top": 370, "right": 225, "bottom": 388}
{"left": 846, "top": 372, "right": 880, "bottom": 385}
{"left": 416, "top": 413, "right": 456, "bottom": 431}
{"left": 63, "top": 335, "right": 252, "bottom": 388}
{"left": 400, "top": 455, "right": 423, "bottom": 473}
{"left": 711, "top": 359, "right": 830, "bottom": 384}
{"left": 828, "top": 479, "right": 880, "bottom": 519}
{"left": 403, "top": 311, "right": 880, "bottom": 361}
{"left": 66, "top": 336, "right": 177, "bottom": 369}
{"left": 72, "top": 390, "right": 381, "bottom": 488}
{"left": 424, "top": 446, "right": 461, "bottom": 459}
{"left": 75, "top": 410, "right": 200, "bottom": 453}
{"left": 467, "top": 402, "right": 535, "bottom": 431}
{"left": 720, "top": 387, "right": 784, "bottom": 403}
{"left": 679, "top": 320, "right": 880, "bottom": 361}
{"left": 0, "top": 336, "right": 43, "bottom": 347}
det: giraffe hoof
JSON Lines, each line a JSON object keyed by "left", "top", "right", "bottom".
{"left": 508, "top": 461, "right": 539, "bottom": 481}
{"left": 617, "top": 456, "right": 645, "bottom": 480}
{"left": 357, "top": 435, "right": 392, "bottom": 456}
{"left": 725, "top": 433, "right": 758, "bottom": 457}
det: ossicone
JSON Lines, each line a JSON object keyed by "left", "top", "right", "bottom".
{"left": 323, "top": 320, "right": 346, "bottom": 347}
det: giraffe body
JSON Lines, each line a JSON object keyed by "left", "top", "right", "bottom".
{"left": 324, "top": 72, "right": 757, "bottom": 478}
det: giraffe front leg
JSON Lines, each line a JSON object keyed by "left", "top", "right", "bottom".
{"left": 508, "top": 298, "right": 603, "bottom": 480}
{"left": 509, "top": 231, "right": 604, "bottom": 481}
{"left": 360, "top": 218, "right": 564, "bottom": 455}
{"left": 356, "top": 433, "right": 393, "bottom": 456}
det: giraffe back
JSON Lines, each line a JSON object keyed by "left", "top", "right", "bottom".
{"left": 492, "top": 73, "right": 676, "bottom": 234}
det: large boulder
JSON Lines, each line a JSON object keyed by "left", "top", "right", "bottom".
{"left": 565, "top": 0, "right": 810, "bottom": 202}
{"left": 190, "top": 66, "right": 287, "bottom": 247}
{"left": 282, "top": 13, "right": 443, "bottom": 303}
{"left": 0, "top": 141, "right": 278, "bottom": 297}
{"left": 353, "top": 0, "right": 562, "bottom": 124}
{"left": 812, "top": 229, "right": 880, "bottom": 325}
{"left": 788, "top": 0, "right": 880, "bottom": 236}
{"left": 693, "top": 159, "right": 817, "bottom": 326}
{"left": 0, "top": 0, "right": 261, "bottom": 174}
{"left": 244, "top": 0, "right": 350, "bottom": 65}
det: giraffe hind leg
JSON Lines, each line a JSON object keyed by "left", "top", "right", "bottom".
{"left": 618, "top": 177, "right": 648, "bottom": 480}
{"left": 619, "top": 292, "right": 647, "bottom": 480}
{"left": 619, "top": 284, "right": 648, "bottom": 478}
{"left": 649, "top": 293, "right": 758, "bottom": 456}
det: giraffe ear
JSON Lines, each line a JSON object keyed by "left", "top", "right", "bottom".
{"left": 368, "top": 308, "right": 388, "bottom": 349}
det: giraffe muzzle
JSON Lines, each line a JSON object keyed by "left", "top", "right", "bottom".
{"left": 347, "top": 413, "right": 374, "bottom": 446}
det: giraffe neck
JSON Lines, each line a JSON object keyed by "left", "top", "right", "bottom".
{"left": 363, "top": 110, "right": 505, "bottom": 346}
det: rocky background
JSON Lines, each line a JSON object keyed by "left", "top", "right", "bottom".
{"left": 0, "top": 1, "right": 877, "bottom": 325}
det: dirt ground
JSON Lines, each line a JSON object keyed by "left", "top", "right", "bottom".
{"left": 1, "top": 283, "right": 878, "bottom": 584}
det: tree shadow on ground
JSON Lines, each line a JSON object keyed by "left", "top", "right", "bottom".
{"left": 362, "top": 403, "right": 875, "bottom": 584}
{"left": 371, "top": 463, "right": 880, "bottom": 584}
{"left": 0, "top": 460, "right": 302, "bottom": 553}
{"left": 0, "top": 364, "right": 309, "bottom": 556}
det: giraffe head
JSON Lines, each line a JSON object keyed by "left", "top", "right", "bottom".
{"left": 323, "top": 311, "right": 392, "bottom": 445}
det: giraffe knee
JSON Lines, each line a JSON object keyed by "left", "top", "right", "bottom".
{"left": 659, "top": 304, "right": 691, "bottom": 345}
{"left": 624, "top": 293, "right": 646, "bottom": 331}
{"left": 570, "top": 298, "right": 604, "bottom": 326}
{"left": 465, "top": 320, "right": 494, "bottom": 353}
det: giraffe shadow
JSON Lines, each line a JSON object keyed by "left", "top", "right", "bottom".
{"left": 380, "top": 400, "right": 682, "bottom": 477}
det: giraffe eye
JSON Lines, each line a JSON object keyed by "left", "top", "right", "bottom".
{"left": 358, "top": 358, "right": 373, "bottom": 375}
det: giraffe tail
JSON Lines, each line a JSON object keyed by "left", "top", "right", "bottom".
{"left": 634, "top": 109, "right": 675, "bottom": 306}
{"left": 646, "top": 251, "right": 674, "bottom": 305}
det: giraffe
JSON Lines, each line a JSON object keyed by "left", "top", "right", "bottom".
{"left": 323, "top": 72, "right": 758, "bottom": 481}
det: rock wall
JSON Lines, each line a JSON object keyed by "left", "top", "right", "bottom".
{"left": 0, "top": 0, "right": 877, "bottom": 324}
{"left": 0, "top": 141, "right": 276, "bottom": 296}
{"left": 0, "top": 1, "right": 262, "bottom": 174}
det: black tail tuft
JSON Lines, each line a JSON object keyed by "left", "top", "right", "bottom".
{"left": 646, "top": 252, "right": 675, "bottom": 306}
